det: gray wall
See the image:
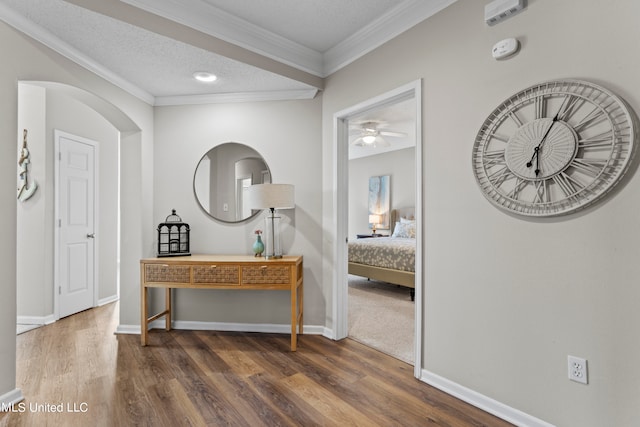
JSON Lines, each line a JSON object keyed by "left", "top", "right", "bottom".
{"left": 0, "top": 21, "right": 154, "bottom": 404}
{"left": 3, "top": 1, "right": 640, "bottom": 425}
{"left": 348, "top": 148, "right": 415, "bottom": 238}
{"left": 17, "top": 84, "right": 120, "bottom": 321}
{"left": 322, "top": 0, "right": 640, "bottom": 425}
{"left": 152, "top": 100, "right": 324, "bottom": 326}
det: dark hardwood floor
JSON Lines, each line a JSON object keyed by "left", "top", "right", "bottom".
{"left": 1, "top": 303, "right": 512, "bottom": 426}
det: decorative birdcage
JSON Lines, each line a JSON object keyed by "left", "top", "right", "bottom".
{"left": 157, "top": 209, "right": 191, "bottom": 257}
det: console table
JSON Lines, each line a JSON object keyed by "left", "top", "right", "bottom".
{"left": 140, "top": 255, "right": 303, "bottom": 351}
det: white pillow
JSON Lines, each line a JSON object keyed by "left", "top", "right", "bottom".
{"left": 392, "top": 221, "right": 415, "bottom": 238}
{"left": 400, "top": 216, "right": 415, "bottom": 224}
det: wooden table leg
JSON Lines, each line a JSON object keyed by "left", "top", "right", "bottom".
{"left": 299, "top": 279, "right": 304, "bottom": 336}
{"left": 290, "top": 284, "right": 297, "bottom": 351}
{"left": 141, "top": 285, "right": 148, "bottom": 346}
{"left": 165, "top": 288, "right": 172, "bottom": 331}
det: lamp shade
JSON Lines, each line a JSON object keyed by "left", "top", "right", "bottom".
{"left": 248, "top": 184, "right": 295, "bottom": 210}
{"left": 368, "top": 214, "right": 382, "bottom": 225}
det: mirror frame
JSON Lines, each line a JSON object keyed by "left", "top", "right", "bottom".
{"left": 193, "top": 142, "right": 271, "bottom": 223}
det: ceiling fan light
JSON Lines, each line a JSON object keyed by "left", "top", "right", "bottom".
{"left": 362, "top": 135, "right": 376, "bottom": 144}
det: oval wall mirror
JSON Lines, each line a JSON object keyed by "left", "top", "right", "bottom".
{"left": 194, "top": 142, "right": 271, "bottom": 223}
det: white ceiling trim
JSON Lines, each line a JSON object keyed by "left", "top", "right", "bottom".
{"left": 154, "top": 88, "right": 319, "bottom": 106}
{"left": 323, "top": 0, "right": 458, "bottom": 75}
{"left": 0, "top": 2, "right": 155, "bottom": 105}
{"left": 121, "top": 0, "right": 324, "bottom": 77}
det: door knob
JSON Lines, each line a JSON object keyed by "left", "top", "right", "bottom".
{"left": 87, "top": 233, "right": 95, "bottom": 238}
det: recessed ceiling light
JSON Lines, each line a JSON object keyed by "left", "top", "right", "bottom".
{"left": 193, "top": 72, "right": 217, "bottom": 83}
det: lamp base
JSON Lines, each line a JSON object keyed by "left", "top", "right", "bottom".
{"left": 264, "top": 213, "right": 282, "bottom": 259}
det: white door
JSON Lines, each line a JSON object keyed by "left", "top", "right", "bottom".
{"left": 56, "top": 131, "right": 97, "bottom": 318}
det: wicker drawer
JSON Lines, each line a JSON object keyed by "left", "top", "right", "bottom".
{"left": 193, "top": 265, "right": 240, "bottom": 285}
{"left": 242, "top": 265, "right": 291, "bottom": 285}
{"left": 145, "top": 264, "right": 190, "bottom": 283}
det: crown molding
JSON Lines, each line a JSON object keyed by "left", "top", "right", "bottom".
{"left": 1, "top": 2, "right": 316, "bottom": 106}
{"left": 122, "top": 0, "right": 324, "bottom": 77}
{"left": 124, "top": 0, "right": 458, "bottom": 78}
{"left": 323, "top": 0, "right": 458, "bottom": 75}
{"left": 0, "top": 2, "right": 155, "bottom": 105}
{"left": 2, "top": 0, "right": 457, "bottom": 104}
{"left": 154, "top": 88, "right": 318, "bottom": 106}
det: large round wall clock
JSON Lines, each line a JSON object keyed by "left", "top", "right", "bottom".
{"left": 472, "top": 79, "right": 636, "bottom": 217}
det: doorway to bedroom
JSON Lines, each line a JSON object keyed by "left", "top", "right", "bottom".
{"left": 333, "top": 80, "right": 423, "bottom": 376}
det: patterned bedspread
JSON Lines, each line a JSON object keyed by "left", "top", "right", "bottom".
{"left": 348, "top": 237, "right": 415, "bottom": 272}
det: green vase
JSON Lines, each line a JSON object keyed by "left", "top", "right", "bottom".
{"left": 252, "top": 235, "right": 264, "bottom": 257}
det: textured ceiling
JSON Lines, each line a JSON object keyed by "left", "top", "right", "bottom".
{"left": 0, "top": 0, "right": 454, "bottom": 109}
{"left": 200, "top": 0, "right": 403, "bottom": 52}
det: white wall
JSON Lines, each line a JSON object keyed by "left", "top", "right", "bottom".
{"left": 1, "top": 21, "right": 153, "bottom": 404}
{"left": 16, "top": 84, "right": 47, "bottom": 318}
{"left": 16, "top": 84, "right": 120, "bottom": 321}
{"left": 47, "top": 89, "right": 120, "bottom": 303}
{"left": 322, "top": 0, "right": 640, "bottom": 425}
{"left": 348, "top": 148, "right": 415, "bottom": 238}
{"left": 152, "top": 99, "right": 325, "bottom": 326}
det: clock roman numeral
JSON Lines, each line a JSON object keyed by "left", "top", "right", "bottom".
{"left": 552, "top": 172, "right": 584, "bottom": 197}
{"left": 507, "top": 178, "right": 528, "bottom": 200}
{"left": 508, "top": 111, "right": 523, "bottom": 127}
{"left": 489, "top": 132, "right": 510, "bottom": 143}
{"left": 556, "top": 95, "right": 584, "bottom": 122}
{"left": 535, "top": 95, "right": 545, "bottom": 119}
{"left": 578, "top": 130, "right": 613, "bottom": 149}
{"left": 488, "top": 166, "right": 515, "bottom": 188}
{"left": 533, "top": 180, "right": 549, "bottom": 204}
{"left": 483, "top": 150, "right": 506, "bottom": 167}
{"left": 570, "top": 158, "right": 607, "bottom": 177}
{"left": 573, "top": 106, "right": 607, "bottom": 133}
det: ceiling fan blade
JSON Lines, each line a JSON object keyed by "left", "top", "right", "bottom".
{"left": 379, "top": 130, "right": 407, "bottom": 138}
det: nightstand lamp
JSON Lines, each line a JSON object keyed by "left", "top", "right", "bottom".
{"left": 248, "top": 184, "right": 295, "bottom": 259}
{"left": 368, "top": 214, "right": 382, "bottom": 235}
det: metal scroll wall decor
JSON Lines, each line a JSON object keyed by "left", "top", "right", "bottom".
{"left": 17, "top": 129, "right": 38, "bottom": 202}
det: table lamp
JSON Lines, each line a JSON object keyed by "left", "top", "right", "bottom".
{"left": 368, "top": 214, "right": 382, "bottom": 235}
{"left": 247, "top": 184, "right": 295, "bottom": 259}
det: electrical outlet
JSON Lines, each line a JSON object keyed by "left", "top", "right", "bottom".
{"left": 568, "top": 355, "right": 588, "bottom": 384}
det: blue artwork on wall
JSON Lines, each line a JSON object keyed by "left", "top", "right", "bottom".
{"left": 368, "top": 175, "right": 390, "bottom": 230}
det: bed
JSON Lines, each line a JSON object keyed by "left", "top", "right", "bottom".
{"left": 348, "top": 208, "right": 416, "bottom": 300}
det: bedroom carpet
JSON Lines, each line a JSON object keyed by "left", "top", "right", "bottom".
{"left": 348, "top": 274, "right": 414, "bottom": 364}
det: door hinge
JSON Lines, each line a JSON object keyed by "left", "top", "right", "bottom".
{"left": 58, "top": 219, "right": 62, "bottom": 227}
{"left": 59, "top": 286, "right": 61, "bottom": 295}
{"left": 58, "top": 152, "right": 62, "bottom": 161}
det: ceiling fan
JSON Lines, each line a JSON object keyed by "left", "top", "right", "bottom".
{"left": 349, "top": 121, "right": 407, "bottom": 147}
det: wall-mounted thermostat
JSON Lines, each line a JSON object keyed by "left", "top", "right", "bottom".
{"left": 492, "top": 38, "right": 519, "bottom": 59}
{"left": 485, "top": 0, "right": 524, "bottom": 25}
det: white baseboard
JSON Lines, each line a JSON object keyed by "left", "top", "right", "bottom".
{"left": 0, "top": 388, "right": 24, "bottom": 409}
{"left": 115, "top": 324, "right": 140, "bottom": 335}
{"left": 420, "top": 370, "right": 555, "bottom": 427}
{"left": 321, "top": 326, "right": 335, "bottom": 339}
{"left": 116, "top": 321, "right": 326, "bottom": 336}
{"left": 16, "top": 314, "right": 56, "bottom": 326}
{"left": 98, "top": 294, "right": 119, "bottom": 306}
